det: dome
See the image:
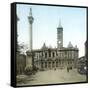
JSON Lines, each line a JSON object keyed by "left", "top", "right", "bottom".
{"left": 41, "top": 43, "right": 48, "bottom": 49}
{"left": 67, "top": 41, "right": 73, "bottom": 48}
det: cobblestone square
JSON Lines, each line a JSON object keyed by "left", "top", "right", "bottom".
{"left": 17, "top": 69, "right": 87, "bottom": 86}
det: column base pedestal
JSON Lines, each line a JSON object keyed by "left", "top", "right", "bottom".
{"left": 25, "top": 66, "right": 33, "bottom": 75}
{"left": 25, "top": 51, "right": 33, "bottom": 75}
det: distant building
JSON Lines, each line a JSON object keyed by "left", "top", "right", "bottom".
{"left": 78, "top": 56, "right": 86, "bottom": 67}
{"left": 78, "top": 40, "right": 87, "bottom": 66}
{"left": 77, "top": 40, "right": 87, "bottom": 74}
{"left": 84, "top": 40, "right": 88, "bottom": 63}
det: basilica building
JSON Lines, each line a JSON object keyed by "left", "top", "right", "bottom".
{"left": 32, "top": 21, "right": 79, "bottom": 70}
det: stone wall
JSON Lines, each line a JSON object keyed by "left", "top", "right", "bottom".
{"left": 16, "top": 53, "right": 26, "bottom": 75}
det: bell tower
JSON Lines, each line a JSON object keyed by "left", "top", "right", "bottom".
{"left": 57, "top": 20, "right": 63, "bottom": 49}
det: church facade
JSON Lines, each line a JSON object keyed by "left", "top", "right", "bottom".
{"left": 33, "top": 46, "right": 78, "bottom": 70}
{"left": 32, "top": 20, "right": 78, "bottom": 70}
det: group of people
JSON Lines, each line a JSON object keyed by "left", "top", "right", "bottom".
{"left": 53, "top": 66, "right": 72, "bottom": 72}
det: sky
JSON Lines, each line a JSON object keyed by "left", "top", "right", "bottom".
{"left": 17, "top": 4, "right": 87, "bottom": 57}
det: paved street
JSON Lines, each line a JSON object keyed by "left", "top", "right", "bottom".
{"left": 17, "top": 69, "right": 87, "bottom": 86}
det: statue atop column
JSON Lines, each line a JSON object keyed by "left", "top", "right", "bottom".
{"left": 25, "top": 8, "right": 34, "bottom": 74}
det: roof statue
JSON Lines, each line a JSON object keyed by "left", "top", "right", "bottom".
{"left": 29, "top": 8, "right": 32, "bottom": 16}
{"left": 75, "top": 45, "right": 77, "bottom": 48}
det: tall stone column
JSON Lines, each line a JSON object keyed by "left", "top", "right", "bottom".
{"left": 28, "top": 8, "right": 34, "bottom": 51}
{"left": 25, "top": 8, "right": 34, "bottom": 73}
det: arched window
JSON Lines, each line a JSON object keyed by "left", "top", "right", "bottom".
{"left": 53, "top": 52, "right": 55, "bottom": 57}
{"left": 45, "top": 52, "right": 47, "bottom": 58}
{"left": 49, "top": 50, "right": 51, "bottom": 57}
